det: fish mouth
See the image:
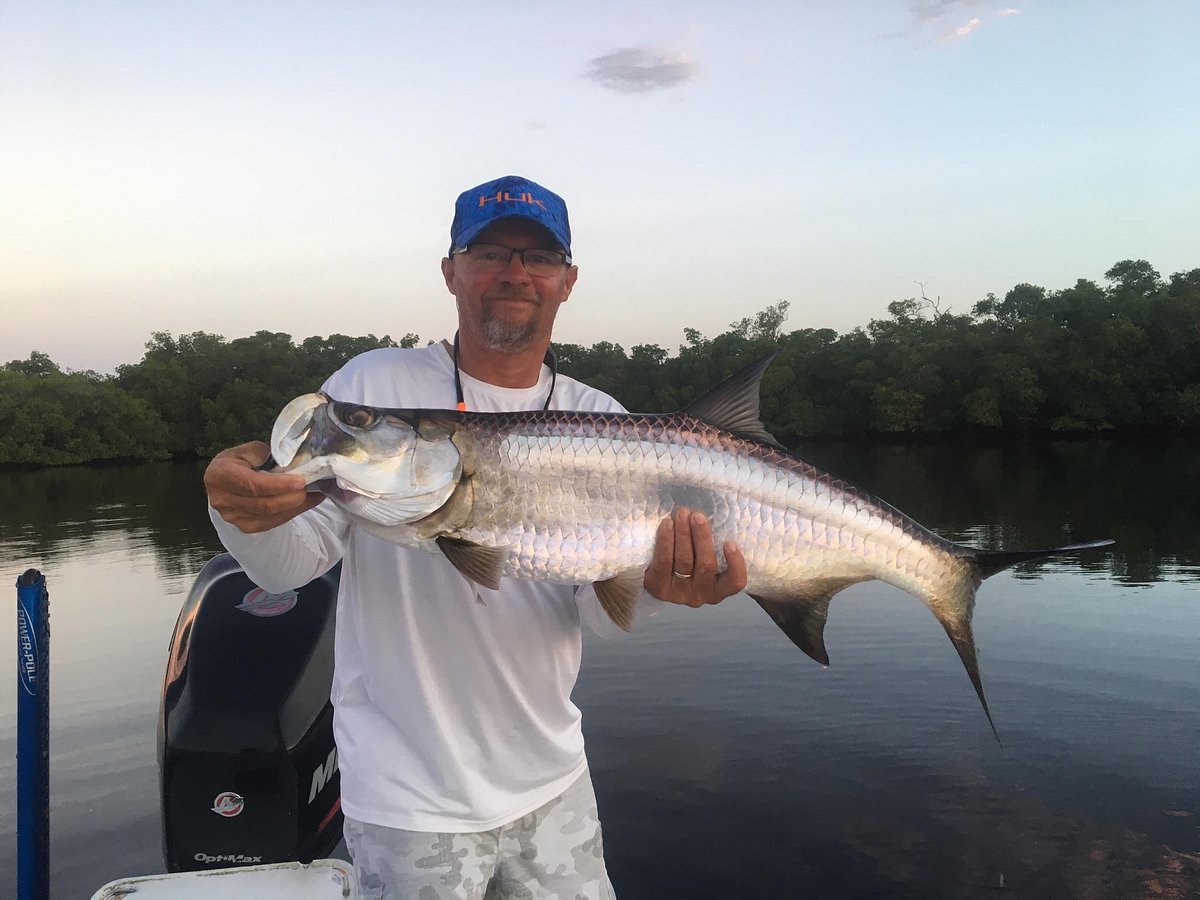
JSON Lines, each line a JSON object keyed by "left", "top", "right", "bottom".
{"left": 319, "top": 475, "right": 459, "bottom": 528}
{"left": 271, "top": 392, "right": 331, "bottom": 467}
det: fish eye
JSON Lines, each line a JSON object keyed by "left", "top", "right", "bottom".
{"left": 340, "top": 405, "right": 378, "bottom": 429}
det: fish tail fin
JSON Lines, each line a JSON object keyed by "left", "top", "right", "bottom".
{"left": 934, "top": 537, "right": 1113, "bottom": 745}
{"left": 969, "top": 538, "right": 1115, "bottom": 581}
{"left": 927, "top": 574, "right": 1001, "bottom": 746}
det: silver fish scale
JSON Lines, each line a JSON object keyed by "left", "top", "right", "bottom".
{"left": 458, "top": 411, "right": 967, "bottom": 599}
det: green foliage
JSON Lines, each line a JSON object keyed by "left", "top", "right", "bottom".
{"left": 3, "top": 258, "right": 1200, "bottom": 467}
{"left": 2, "top": 332, "right": 398, "bottom": 466}
{"left": 553, "top": 258, "right": 1199, "bottom": 443}
{"left": 0, "top": 359, "right": 170, "bottom": 465}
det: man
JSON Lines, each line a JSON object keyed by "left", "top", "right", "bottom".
{"left": 204, "top": 175, "right": 747, "bottom": 899}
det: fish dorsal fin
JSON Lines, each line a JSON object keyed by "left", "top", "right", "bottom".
{"left": 749, "top": 577, "right": 861, "bottom": 665}
{"left": 593, "top": 568, "right": 644, "bottom": 632}
{"left": 681, "top": 353, "right": 784, "bottom": 449}
{"left": 436, "top": 536, "right": 506, "bottom": 590}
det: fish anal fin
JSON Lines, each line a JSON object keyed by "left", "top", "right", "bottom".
{"left": 750, "top": 577, "right": 860, "bottom": 666}
{"left": 681, "top": 353, "right": 784, "bottom": 449}
{"left": 593, "top": 568, "right": 644, "bottom": 632}
{"left": 436, "top": 536, "right": 506, "bottom": 590}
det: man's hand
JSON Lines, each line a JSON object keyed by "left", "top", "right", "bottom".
{"left": 643, "top": 507, "right": 748, "bottom": 607}
{"left": 204, "top": 441, "right": 324, "bottom": 533}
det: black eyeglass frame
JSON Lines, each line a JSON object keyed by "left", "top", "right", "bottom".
{"left": 450, "top": 242, "right": 573, "bottom": 270}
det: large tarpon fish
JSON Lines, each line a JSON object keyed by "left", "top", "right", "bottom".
{"left": 267, "top": 355, "right": 1112, "bottom": 737}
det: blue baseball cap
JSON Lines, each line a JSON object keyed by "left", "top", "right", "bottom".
{"left": 449, "top": 175, "right": 572, "bottom": 259}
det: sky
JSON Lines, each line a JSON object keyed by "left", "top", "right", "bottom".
{"left": 2, "top": 1, "right": 1197, "bottom": 374}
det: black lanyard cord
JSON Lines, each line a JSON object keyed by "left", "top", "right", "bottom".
{"left": 452, "top": 332, "right": 557, "bottom": 412}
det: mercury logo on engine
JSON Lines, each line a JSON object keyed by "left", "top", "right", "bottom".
{"left": 211, "top": 791, "right": 245, "bottom": 817}
{"left": 308, "top": 747, "right": 338, "bottom": 803}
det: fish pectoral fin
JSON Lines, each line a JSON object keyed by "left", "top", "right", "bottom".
{"left": 750, "top": 578, "right": 860, "bottom": 666}
{"left": 680, "top": 353, "right": 785, "bottom": 449}
{"left": 435, "top": 536, "right": 506, "bottom": 591}
{"left": 593, "top": 568, "right": 644, "bottom": 632}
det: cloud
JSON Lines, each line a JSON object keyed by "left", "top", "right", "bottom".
{"left": 941, "top": 15, "right": 983, "bottom": 41}
{"left": 911, "top": 0, "right": 975, "bottom": 24}
{"left": 879, "top": 2, "right": 1020, "bottom": 45}
{"left": 584, "top": 46, "right": 698, "bottom": 94}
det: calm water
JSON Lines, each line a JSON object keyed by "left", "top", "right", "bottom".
{"left": 1, "top": 441, "right": 1198, "bottom": 898}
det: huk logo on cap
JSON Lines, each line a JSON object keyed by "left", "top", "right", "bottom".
{"left": 478, "top": 190, "right": 547, "bottom": 210}
{"left": 236, "top": 587, "right": 298, "bottom": 617}
{"left": 211, "top": 791, "right": 245, "bottom": 817}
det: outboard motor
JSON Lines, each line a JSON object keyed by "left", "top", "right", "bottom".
{"left": 158, "top": 553, "right": 342, "bottom": 872}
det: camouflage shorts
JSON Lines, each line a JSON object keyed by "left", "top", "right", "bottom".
{"left": 343, "top": 770, "right": 616, "bottom": 900}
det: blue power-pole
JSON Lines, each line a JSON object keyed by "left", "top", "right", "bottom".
{"left": 16, "top": 569, "right": 50, "bottom": 900}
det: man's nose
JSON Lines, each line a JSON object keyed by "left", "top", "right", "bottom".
{"left": 499, "top": 251, "right": 532, "bottom": 282}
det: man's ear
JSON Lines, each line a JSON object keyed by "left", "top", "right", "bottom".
{"left": 561, "top": 264, "right": 579, "bottom": 303}
{"left": 440, "top": 257, "right": 456, "bottom": 294}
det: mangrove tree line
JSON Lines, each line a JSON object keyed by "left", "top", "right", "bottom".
{"left": 3, "top": 259, "right": 1198, "bottom": 466}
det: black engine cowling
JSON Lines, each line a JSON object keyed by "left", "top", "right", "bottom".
{"left": 158, "top": 553, "right": 342, "bottom": 872}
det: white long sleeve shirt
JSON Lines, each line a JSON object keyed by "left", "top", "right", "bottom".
{"left": 209, "top": 343, "right": 644, "bottom": 831}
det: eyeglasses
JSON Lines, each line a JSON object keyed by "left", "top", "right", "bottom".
{"left": 453, "top": 243, "right": 571, "bottom": 277}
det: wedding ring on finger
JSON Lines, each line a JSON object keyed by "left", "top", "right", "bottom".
{"left": 673, "top": 570, "right": 693, "bottom": 579}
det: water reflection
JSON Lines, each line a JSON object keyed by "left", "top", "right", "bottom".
{"left": 795, "top": 437, "right": 1200, "bottom": 584}
{"left": 0, "top": 461, "right": 223, "bottom": 577}
{"left": 588, "top": 699, "right": 1200, "bottom": 899}
{"left": 834, "top": 773, "right": 1200, "bottom": 900}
